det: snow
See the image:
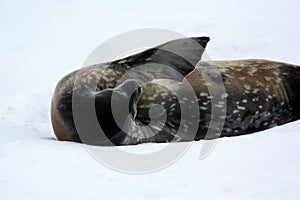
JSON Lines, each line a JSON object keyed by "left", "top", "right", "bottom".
{"left": 1, "top": 0, "right": 300, "bottom": 199}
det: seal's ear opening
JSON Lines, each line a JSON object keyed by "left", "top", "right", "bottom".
{"left": 112, "top": 36, "right": 210, "bottom": 78}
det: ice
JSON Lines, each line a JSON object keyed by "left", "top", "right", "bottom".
{"left": 1, "top": 0, "right": 299, "bottom": 199}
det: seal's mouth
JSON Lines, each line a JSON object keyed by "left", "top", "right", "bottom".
{"left": 136, "top": 86, "right": 142, "bottom": 97}
{"left": 130, "top": 85, "right": 142, "bottom": 119}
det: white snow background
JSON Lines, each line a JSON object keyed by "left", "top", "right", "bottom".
{"left": 1, "top": 0, "right": 300, "bottom": 199}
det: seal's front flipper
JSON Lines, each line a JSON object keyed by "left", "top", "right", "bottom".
{"left": 113, "top": 37, "right": 210, "bottom": 78}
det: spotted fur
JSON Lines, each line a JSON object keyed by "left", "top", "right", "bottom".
{"left": 126, "top": 59, "right": 300, "bottom": 143}
{"left": 51, "top": 37, "right": 210, "bottom": 144}
{"left": 52, "top": 58, "right": 300, "bottom": 145}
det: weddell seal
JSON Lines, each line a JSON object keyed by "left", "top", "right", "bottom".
{"left": 51, "top": 38, "right": 300, "bottom": 145}
{"left": 51, "top": 37, "right": 210, "bottom": 145}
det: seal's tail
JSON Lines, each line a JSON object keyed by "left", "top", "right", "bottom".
{"left": 281, "top": 63, "right": 300, "bottom": 120}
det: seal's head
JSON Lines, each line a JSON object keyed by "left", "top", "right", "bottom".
{"left": 51, "top": 78, "right": 142, "bottom": 146}
{"left": 93, "top": 79, "right": 142, "bottom": 145}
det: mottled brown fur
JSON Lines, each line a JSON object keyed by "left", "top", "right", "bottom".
{"left": 51, "top": 59, "right": 300, "bottom": 144}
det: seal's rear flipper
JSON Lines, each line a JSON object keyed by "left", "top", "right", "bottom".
{"left": 113, "top": 37, "right": 210, "bottom": 77}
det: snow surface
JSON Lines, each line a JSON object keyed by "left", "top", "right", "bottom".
{"left": 1, "top": 0, "right": 300, "bottom": 199}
